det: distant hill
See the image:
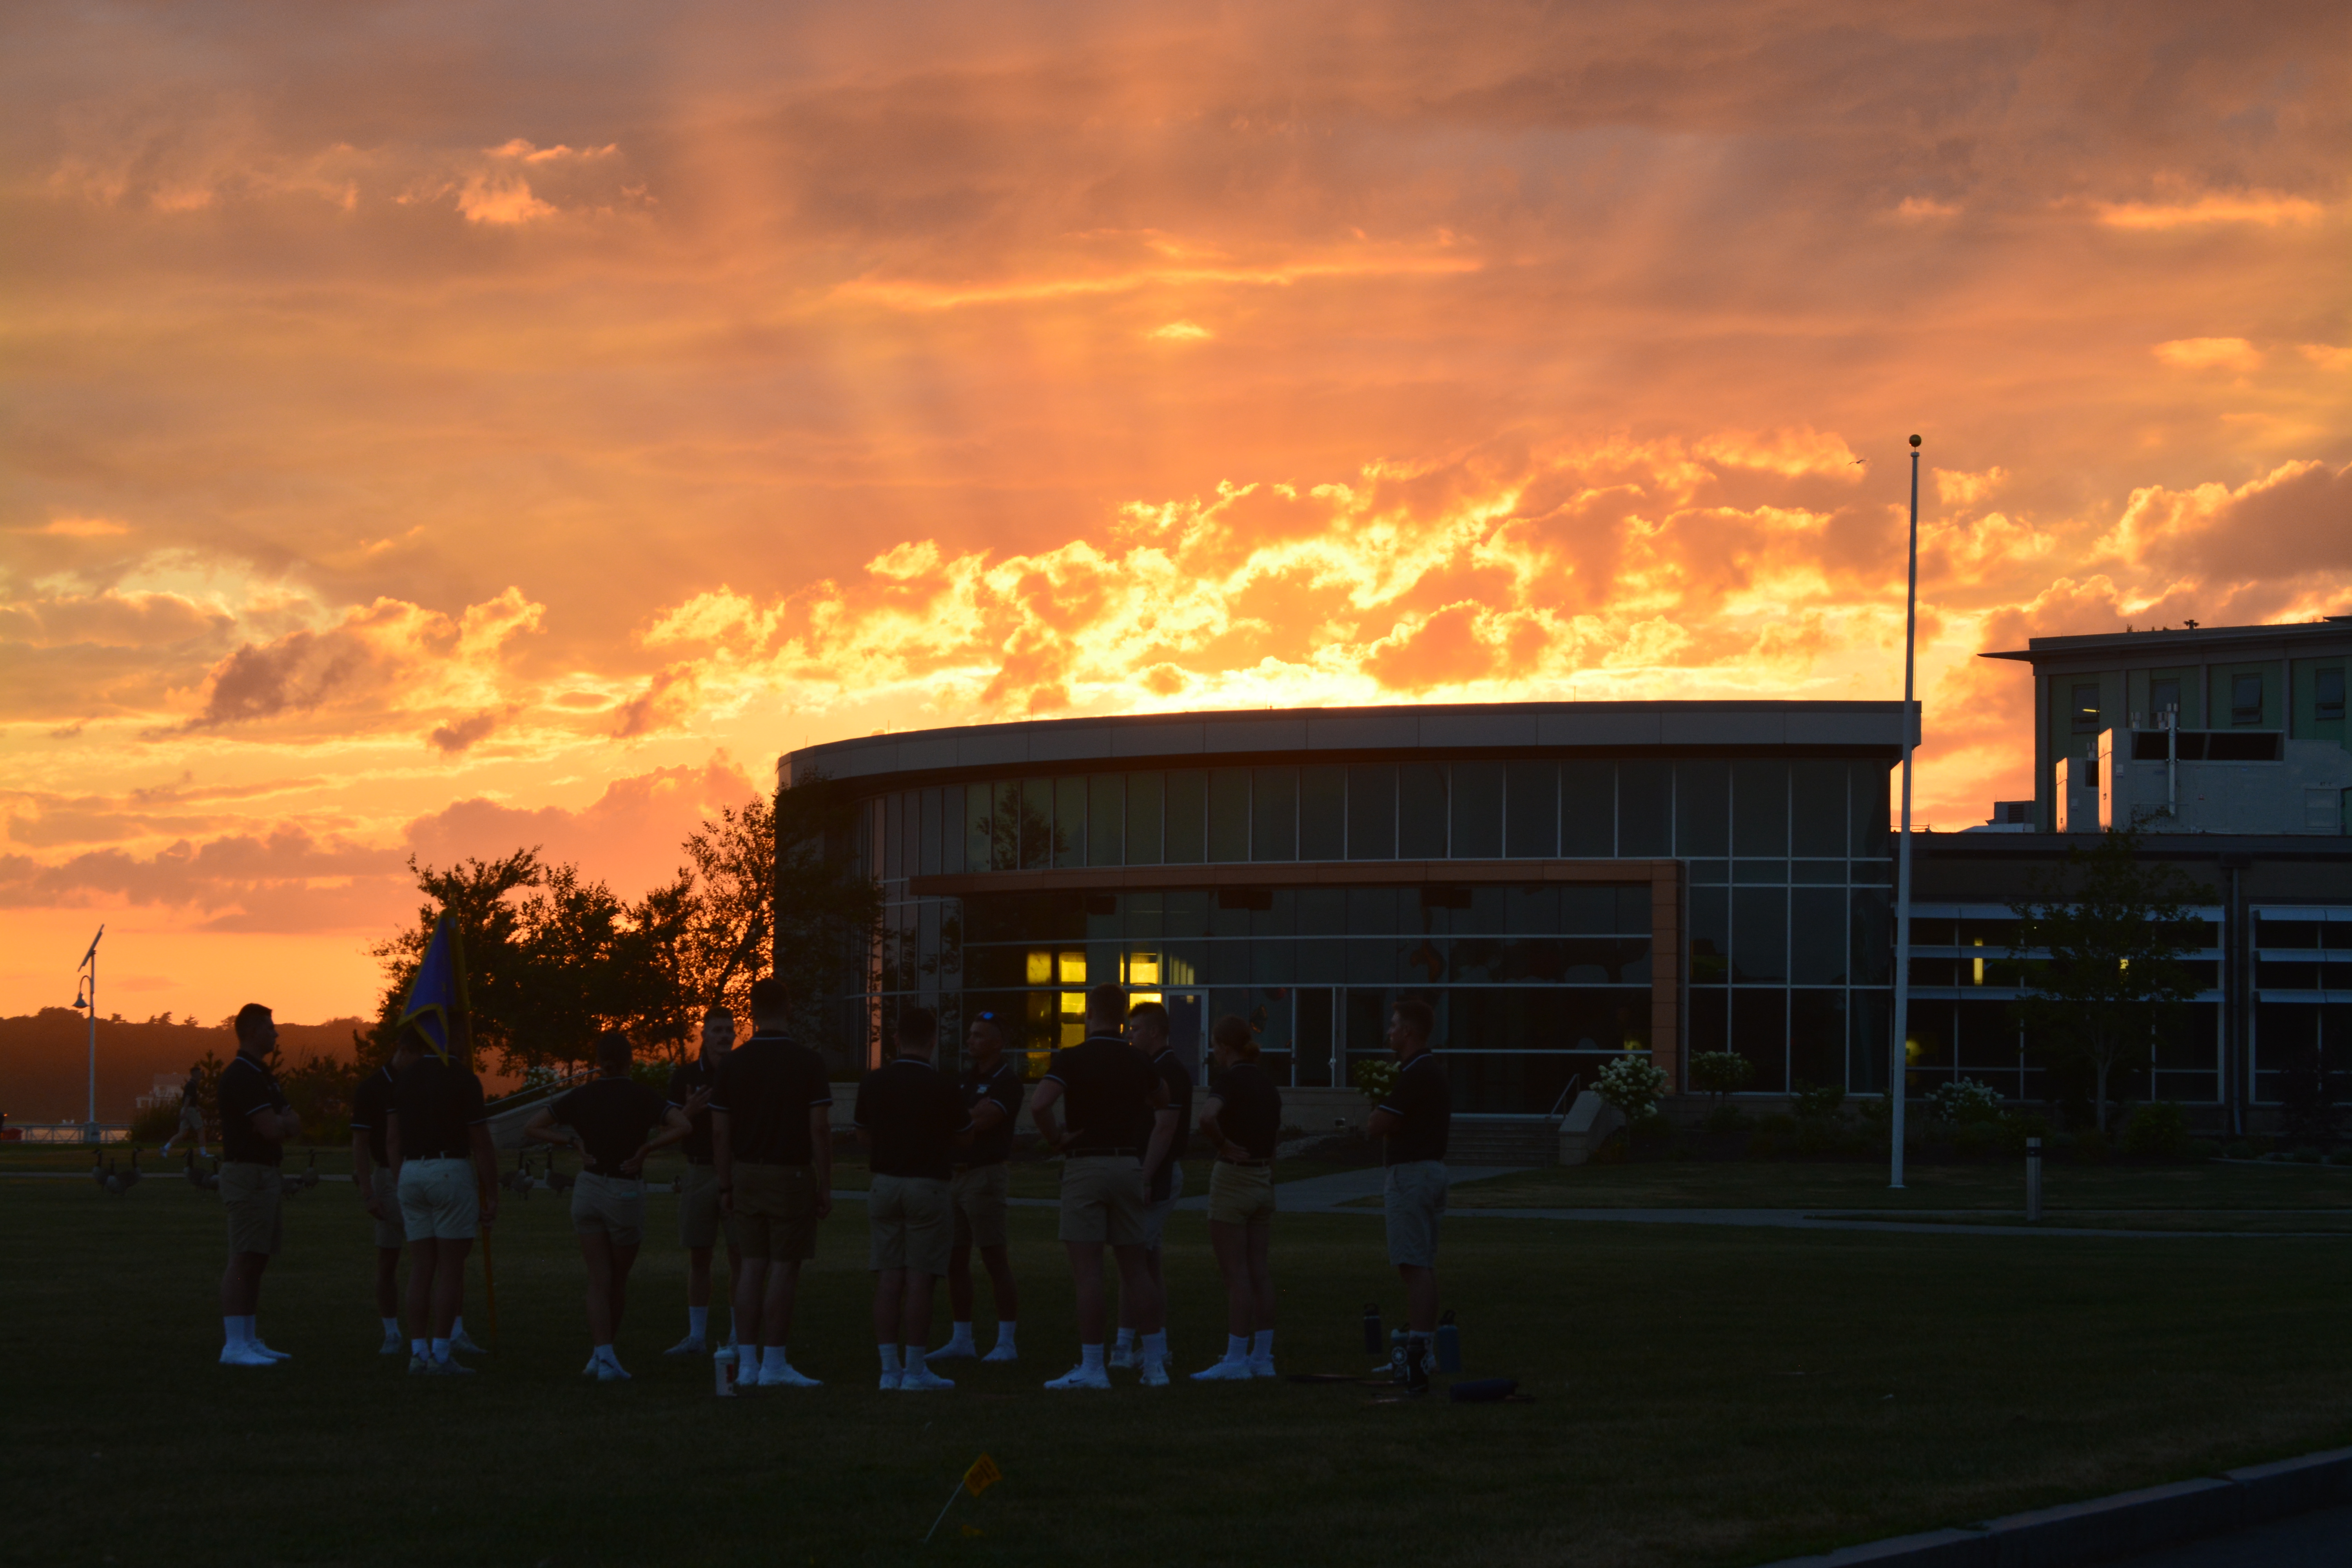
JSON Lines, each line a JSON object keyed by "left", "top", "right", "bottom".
{"left": 0, "top": 1009, "right": 369, "bottom": 1124}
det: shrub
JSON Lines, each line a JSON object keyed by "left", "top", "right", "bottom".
{"left": 1748, "top": 1113, "right": 1798, "bottom": 1161}
{"left": 1629, "top": 1109, "right": 1675, "bottom": 1150}
{"left": 1594, "top": 1055, "right": 1671, "bottom": 1121}
{"left": 1704, "top": 1103, "right": 1749, "bottom": 1135}
{"left": 1791, "top": 1082, "right": 1846, "bottom": 1120}
{"left": 1689, "top": 1051, "right": 1754, "bottom": 1102}
{"left": 1927, "top": 1078, "right": 2005, "bottom": 1124}
{"left": 1793, "top": 1116, "right": 1847, "bottom": 1159}
{"left": 1951, "top": 1121, "right": 2001, "bottom": 1161}
{"left": 2120, "top": 1101, "right": 2192, "bottom": 1161}
{"left": 1350, "top": 1056, "right": 1400, "bottom": 1106}
{"left": 129, "top": 1098, "right": 183, "bottom": 1144}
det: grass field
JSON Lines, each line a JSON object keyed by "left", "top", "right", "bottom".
{"left": 9, "top": 1160, "right": 2352, "bottom": 1567}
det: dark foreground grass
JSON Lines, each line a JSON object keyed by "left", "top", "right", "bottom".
{"left": 7, "top": 1180, "right": 2352, "bottom": 1568}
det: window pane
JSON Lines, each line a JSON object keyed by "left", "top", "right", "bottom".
{"left": 1733, "top": 887, "right": 1788, "bottom": 983}
{"left": 1022, "top": 779, "right": 1054, "bottom": 869}
{"left": 1790, "top": 760, "right": 1845, "bottom": 856}
{"left": 1731, "top": 989, "right": 1788, "bottom": 1092}
{"left": 1689, "top": 886, "right": 1729, "bottom": 983}
{"left": 2072, "top": 682, "right": 2102, "bottom": 734}
{"left": 1849, "top": 888, "right": 1891, "bottom": 985}
{"left": 1127, "top": 773, "right": 1165, "bottom": 865}
{"left": 2317, "top": 668, "right": 2346, "bottom": 721}
{"left": 1789, "top": 989, "right": 1845, "bottom": 1090}
{"left": 1733, "top": 762, "right": 1787, "bottom": 856}
{"left": 1789, "top": 887, "right": 1846, "bottom": 983}
{"left": 942, "top": 784, "right": 964, "bottom": 874}
{"left": 1619, "top": 762, "right": 1672, "bottom": 855}
{"left": 1208, "top": 769, "right": 1251, "bottom": 862}
{"left": 1849, "top": 762, "right": 1889, "bottom": 859}
{"left": 2150, "top": 676, "right": 2183, "bottom": 719}
{"left": 1688, "top": 988, "right": 1728, "bottom": 1053}
{"left": 885, "top": 791, "right": 904, "bottom": 882}
{"left": 1347, "top": 765, "right": 1397, "bottom": 859}
{"left": 1399, "top": 763, "right": 1448, "bottom": 858}
{"left": 1252, "top": 766, "right": 1298, "bottom": 861}
{"left": 1451, "top": 762, "right": 1503, "bottom": 858}
{"left": 1849, "top": 991, "right": 1889, "bottom": 1094}
{"left": 967, "top": 783, "right": 993, "bottom": 872}
{"left": 1295, "top": 987, "right": 1336, "bottom": 1087}
{"left": 1298, "top": 765, "right": 1345, "bottom": 860}
{"left": 1561, "top": 762, "right": 1613, "bottom": 856}
{"left": 1165, "top": 771, "right": 1206, "bottom": 863}
{"left": 2232, "top": 672, "right": 2263, "bottom": 726}
{"left": 1054, "top": 776, "right": 1086, "bottom": 868}
{"left": 1504, "top": 761, "right": 1557, "bottom": 857}
{"left": 991, "top": 780, "right": 1021, "bottom": 870}
{"left": 1087, "top": 774, "right": 1124, "bottom": 866}
{"left": 1677, "top": 761, "right": 1728, "bottom": 856}
{"left": 920, "top": 786, "right": 942, "bottom": 876}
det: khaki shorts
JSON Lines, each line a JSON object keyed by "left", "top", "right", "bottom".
{"left": 399, "top": 1158, "right": 479, "bottom": 1242}
{"left": 951, "top": 1163, "right": 1011, "bottom": 1250}
{"left": 1383, "top": 1160, "right": 1447, "bottom": 1269}
{"left": 733, "top": 1163, "right": 819, "bottom": 1263}
{"left": 369, "top": 1167, "right": 404, "bottom": 1249}
{"left": 678, "top": 1162, "right": 742, "bottom": 1251}
{"left": 1058, "top": 1154, "right": 1146, "bottom": 1246}
{"left": 1141, "top": 1160, "right": 1186, "bottom": 1250}
{"left": 178, "top": 1103, "right": 207, "bottom": 1133}
{"left": 572, "top": 1171, "right": 647, "bottom": 1247}
{"left": 868, "top": 1174, "right": 952, "bottom": 1276}
{"left": 221, "top": 1161, "right": 283, "bottom": 1258}
{"left": 1207, "top": 1161, "right": 1276, "bottom": 1227}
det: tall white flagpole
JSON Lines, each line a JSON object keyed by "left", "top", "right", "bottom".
{"left": 80, "top": 924, "right": 105, "bottom": 1142}
{"left": 1890, "top": 437, "right": 1920, "bottom": 1189}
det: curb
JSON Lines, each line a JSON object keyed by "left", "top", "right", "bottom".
{"left": 1757, "top": 1446, "right": 2352, "bottom": 1567}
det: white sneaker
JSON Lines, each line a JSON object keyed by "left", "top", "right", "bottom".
{"left": 1138, "top": 1356, "right": 1169, "bottom": 1387}
{"left": 595, "top": 1357, "right": 631, "bottom": 1382}
{"left": 1248, "top": 1357, "right": 1278, "bottom": 1379}
{"left": 407, "top": 1352, "right": 434, "bottom": 1376}
{"left": 1191, "top": 1359, "right": 1252, "bottom": 1381}
{"left": 428, "top": 1356, "right": 475, "bottom": 1376}
{"left": 981, "top": 1343, "right": 1019, "bottom": 1364}
{"left": 766, "top": 1361, "right": 822, "bottom": 1388}
{"left": 664, "top": 1335, "right": 706, "bottom": 1358}
{"left": 928, "top": 1339, "right": 976, "bottom": 1361}
{"left": 378, "top": 1332, "right": 405, "bottom": 1357}
{"left": 449, "top": 1328, "right": 487, "bottom": 1356}
{"left": 583, "top": 1353, "right": 602, "bottom": 1377}
{"left": 878, "top": 1368, "right": 903, "bottom": 1391}
{"left": 899, "top": 1366, "right": 955, "bottom": 1391}
{"left": 1107, "top": 1344, "right": 1137, "bottom": 1371}
{"left": 250, "top": 1341, "right": 290, "bottom": 1361}
{"left": 1045, "top": 1363, "right": 1112, "bottom": 1390}
{"left": 219, "top": 1343, "right": 276, "bottom": 1367}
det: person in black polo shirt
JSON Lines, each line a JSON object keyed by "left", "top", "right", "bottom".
{"left": 854, "top": 1006, "right": 972, "bottom": 1391}
{"left": 712, "top": 976, "right": 834, "bottom": 1390}
{"left": 930, "top": 1012, "right": 1023, "bottom": 1365}
{"left": 216, "top": 1004, "right": 299, "bottom": 1367}
{"left": 389, "top": 1034, "right": 500, "bottom": 1376}
{"left": 1366, "top": 996, "right": 1450, "bottom": 1394}
{"left": 1029, "top": 984, "right": 1177, "bottom": 1390}
{"left": 525, "top": 1030, "right": 692, "bottom": 1381}
{"left": 1192, "top": 1013, "right": 1284, "bottom": 1381}
{"left": 349, "top": 1037, "right": 419, "bottom": 1356}
{"left": 1116, "top": 1000, "right": 1192, "bottom": 1372}
{"left": 662, "top": 1006, "right": 739, "bottom": 1357}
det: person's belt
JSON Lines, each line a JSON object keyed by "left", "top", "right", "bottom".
{"left": 1067, "top": 1146, "right": 1139, "bottom": 1159}
{"left": 1217, "top": 1156, "right": 1273, "bottom": 1168}
{"left": 411, "top": 1151, "right": 468, "bottom": 1162}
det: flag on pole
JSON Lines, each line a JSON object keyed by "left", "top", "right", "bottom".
{"left": 962, "top": 1455, "right": 1001, "bottom": 1499}
{"left": 397, "top": 914, "right": 470, "bottom": 1062}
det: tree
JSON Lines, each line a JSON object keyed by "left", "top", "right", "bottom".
{"left": 2009, "top": 828, "right": 2201, "bottom": 1134}
{"left": 679, "top": 795, "right": 779, "bottom": 1025}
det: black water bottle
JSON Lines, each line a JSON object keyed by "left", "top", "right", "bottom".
{"left": 1362, "top": 1304, "right": 1384, "bottom": 1357}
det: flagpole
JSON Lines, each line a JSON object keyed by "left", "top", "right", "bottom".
{"left": 80, "top": 926, "right": 104, "bottom": 1143}
{"left": 1890, "top": 436, "right": 1921, "bottom": 1190}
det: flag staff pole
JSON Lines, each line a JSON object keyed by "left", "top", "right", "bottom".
{"left": 1890, "top": 435, "right": 1922, "bottom": 1190}
{"left": 78, "top": 925, "right": 105, "bottom": 1143}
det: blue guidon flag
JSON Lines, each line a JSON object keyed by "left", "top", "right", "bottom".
{"left": 398, "top": 914, "right": 470, "bottom": 1062}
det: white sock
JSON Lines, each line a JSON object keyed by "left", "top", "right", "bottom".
{"left": 905, "top": 1345, "right": 927, "bottom": 1375}
{"left": 1115, "top": 1327, "right": 1136, "bottom": 1352}
{"left": 241, "top": 1314, "right": 259, "bottom": 1341}
{"left": 451, "top": 1316, "right": 466, "bottom": 1339}
{"left": 1252, "top": 1330, "right": 1274, "bottom": 1360}
{"left": 879, "top": 1345, "right": 902, "bottom": 1374}
{"left": 223, "top": 1316, "right": 248, "bottom": 1347}
{"left": 380, "top": 1316, "right": 400, "bottom": 1338}
{"left": 432, "top": 1337, "right": 451, "bottom": 1361}
{"left": 1225, "top": 1334, "right": 1250, "bottom": 1363}
{"left": 1142, "top": 1330, "right": 1167, "bottom": 1363}
{"left": 688, "top": 1307, "right": 708, "bottom": 1339}
{"left": 992, "top": 1321, "right": 1017, "bottom": 1352}
{"left": 593, "top": 1343, "right": 615, "bottom": 1364}
{"left": 945, "top": 1320, "right": 975, "bottom": 1348}
{"left": 762, "top": 1346, "right": 788, "bottom": 1379}
{"left": 1081, "top": 1343, "right": 1106, "bottom": 1372}
{"left": 411, "top": 1337, "right": 429, "bottom": 1357}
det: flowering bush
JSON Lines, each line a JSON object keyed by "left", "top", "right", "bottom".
{"left": 1689, "top": 1051, "right": 1754, "bottom": 1102}
{"left": 1927, "top": 1078, "right": 2005, "bottom": 1124}
{"left": 1350, "top": 1056, "right": 1400, "bottom": 1106}
{"left": 1595, "top": 1055, "right": 1671, "bottom": 1121}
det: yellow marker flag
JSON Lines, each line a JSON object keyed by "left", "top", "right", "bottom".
{"left": 963, "top": 1455, "right": 1002, "bottom": 1498}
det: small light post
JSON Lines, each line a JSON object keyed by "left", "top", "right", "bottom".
{"left": 75, "top": 924, "right": 104, "bottom": 1144}
{"left": 2025, "top": 1136, "right": 2043, "bottom": 1224}
{"left": 1890, "top": 435, "right": 1922, "bottom": 1190}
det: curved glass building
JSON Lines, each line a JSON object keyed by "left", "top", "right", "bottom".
{"left": 783, "top": 701, "right": 1906, "bottom": 1116}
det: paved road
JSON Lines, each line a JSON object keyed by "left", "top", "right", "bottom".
{"left": 2106, "top": 1501, "right": 2352, "bottom": 1566}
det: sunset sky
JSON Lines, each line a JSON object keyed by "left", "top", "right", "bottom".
{"left": 4, "top": 1, "right": 2348, "bottom": 1026}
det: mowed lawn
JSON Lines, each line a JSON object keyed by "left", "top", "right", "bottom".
{"left": 7, "top": 1171, "right": 2352, "bottom": 1568}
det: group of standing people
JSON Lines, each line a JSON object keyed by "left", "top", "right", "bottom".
{"left": 207, "top": 976, "right": 1456, "bottom": 1393}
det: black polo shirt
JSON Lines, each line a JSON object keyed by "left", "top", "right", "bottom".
{"left": 349, "top": 1065, "right": 397, "bottom": 1167}
{"left": 710, "top": 1031, "right": 833, "bottom": 1166}
{"left": 1147, "top": 1047, "right": 1194, "bottom": 1203}
{"left": 1210, "top": 1061, "right": 1283, "bottom": 1161}
{"left": 217, "top": 1053, "right": 289, "bottom": 1166}
{"left": 855, "top": 1057, "right": 971, "bottom": 1181}
{"left": 391, "top": 1053, "right": 489, "bottom": 1161}
{"left": 553, "top": 1076, "right": 670, "bottom": 1176}
{"left": 1042, "top": 1036, "right": 1160, "bottom": 1159}
{"left": 665, "top": 1054, "right": 724, "bottom": 1165}
{"left": 1377, "top": 1049, "right": 1451, "bottom": 1165}
{"left": 958, "top": 1058, "right": 1023, "bottom": 1168}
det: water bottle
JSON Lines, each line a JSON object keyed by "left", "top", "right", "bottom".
{"left": 1390, "top": 1328, "right": 1408, "bottom": 1383}
{"left": 714, "top": 1345, "right": 738, "bottom": 1397}
{"left": 1434, "top": 1310, "right": 1462, "bottom": 1374}
{"left": 1362, "top": 1303, "right": 1384, "bottom": 1357}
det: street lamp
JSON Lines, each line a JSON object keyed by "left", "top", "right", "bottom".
{"left": 76, "top": 925, "right": 103, "bottom": 1143}
{"left": 1890, "top": 437, "right": 1920, "bottom": 1189}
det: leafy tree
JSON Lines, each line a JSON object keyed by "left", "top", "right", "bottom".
{"left": 679, "top": 795, "right": 779, "bottom": 1025}
{"left": 2008, "top": 828, "right": 2201, "bottom": 1134}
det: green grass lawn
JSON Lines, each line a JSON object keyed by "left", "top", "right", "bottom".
{"left": 9, "top": 1170, "right": 2352, "bottom": 1566}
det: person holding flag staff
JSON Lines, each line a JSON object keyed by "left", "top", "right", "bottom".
{"left": 1115, "top": 1000, "right": 1191, "bottom": 1372}
{"left": 855, "top": 1006, "right": 972, "bottom": 1390}
{"left": 1192, "top": 1013, "right": 1283, "bottom": 1381}
{"left": 713, "top": 976, "right": 834, "bottom": 1390}
{"left": 1029, "top": 984, "right": 1177, "bottom": 1390}
{"left": 664, "top": 1005, "right": 740, "bottom": 1357}
{"left": 524, "top": 1030, "right": 692, "bottom": 1381}
{"left": 216, "top": 1004, "right": 298, "bottom": 1367}
{"left": 387, "top": 915, "right": 500, "bottom": 1376}
{"left": 350, "top": 1036, "right": 418, "bottom": 1355}
{"left": 1367, "top": 998, "right": 1450, "bottom": 1395}
{"left": 931, "top": 1011, "right": 1022, "bottom": 1365}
